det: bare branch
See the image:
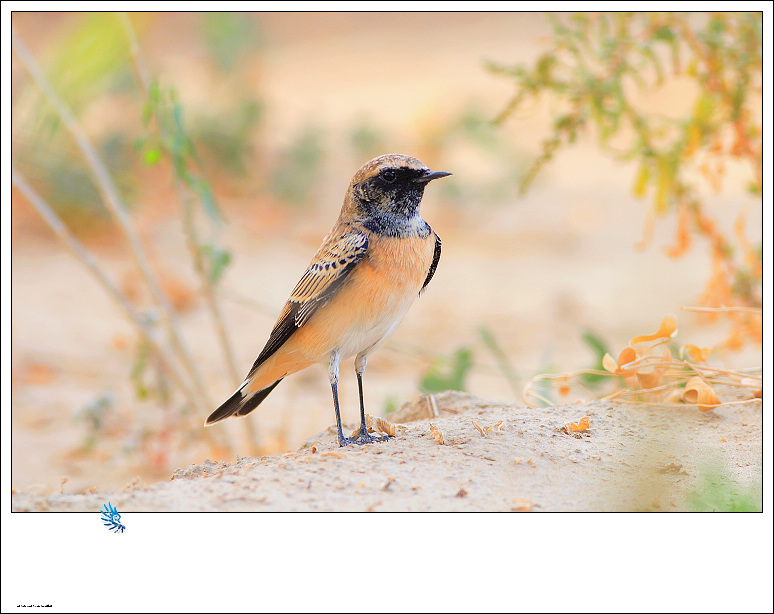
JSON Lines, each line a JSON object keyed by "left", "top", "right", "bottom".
{"left": 11, "top": 168, "right": 230, "bottom": 452}
{"left": 11, "top": 24, "right": 219, "bottom": 413}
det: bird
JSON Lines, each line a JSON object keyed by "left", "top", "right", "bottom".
{"left": 205, "top": 153, "right": 451, "bottom": 445}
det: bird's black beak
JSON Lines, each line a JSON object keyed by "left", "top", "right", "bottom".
{"left": 413, "top": 169, "right": 452, "bottom": 183}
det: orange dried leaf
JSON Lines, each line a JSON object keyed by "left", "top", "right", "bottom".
{"left": 616, "top": 347, "right": 638, "bottom": 377}
{"left": 511, "top": 498, "right": 534, "bottom": 512}
{"left": 720, "top": 437, "right": 727, "bottom": 443}
{"left": 683, "top": 376, "right": 721, "bottom": 412}
{"left": 486, "top": 421, "right": 504, "bottom": 433}
{"left": 665, "top": 389, "right": 684, "bottom": 403}
{"left": 20, "top": 362, "right": 56, "bottom": 385}
{"left": 472, "top": 420, "right": 486, "bottom": 437}
{"left": 636, "top": 367, "right": 662, "bottom": 389}
{"left": 374, "top": 417, "right": 397, "bottom": 437}
{"left": 665, "top": 205, "right": 692, "bottom": 258}
{"left": 429, "top": 423, "right": 445, "bottom": 445}
{"left": 554, "top": 376, "right": 571, "bottom": 396}
{"left": 565, "top": 416, "right": 590, "bottom": 432}
{"left": 602, "top": 352, "right": 619, "bottom": 373}
{"left": 680, "top": 344, "right": 713, "bottom": 362}
{"left": 630, "top": 314, "right": 678, "bottom": 345}
{"left": 660, "top": 343, "right": 673, "bottom": 360}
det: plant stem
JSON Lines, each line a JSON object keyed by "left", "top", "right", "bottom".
{"left": 177, "top": 182, "right": 262, "bottom": 452}
{"left": 478, "top": 326, "right": 521, "bottom": 399}
{"left": 120, "top": 13, "right": 260, "bottom": 452}
{"left": 11, "top": 25, "right": 221, "bottom": 420}
{"left": 11, "top": 169, "right": 230, "bottom": 452}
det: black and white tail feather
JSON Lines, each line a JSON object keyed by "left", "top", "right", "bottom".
{"left": 204, "top": 378, "right": 283, "bottom": 426}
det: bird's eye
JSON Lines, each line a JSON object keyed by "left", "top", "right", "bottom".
{"left": 382, "top": 170, "right": 396, "bottom": 183}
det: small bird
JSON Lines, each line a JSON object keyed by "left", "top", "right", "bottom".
{"left": 206, "top": 154, "right": 450, "bottom": 445}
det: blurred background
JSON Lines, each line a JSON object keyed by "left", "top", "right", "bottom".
{"left": 11, "top": 12, "right": 762, "bottom": 493}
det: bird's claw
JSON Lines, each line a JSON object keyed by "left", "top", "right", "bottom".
{"left": 338, "top": 427, "right": 393, "bottom": 446}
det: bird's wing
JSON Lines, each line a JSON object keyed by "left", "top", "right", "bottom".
{"left": 420, "top": 233, "right": 442, "bottom": 293}
{"left": 247, "top": 231, "right": 369, "bottom": 375}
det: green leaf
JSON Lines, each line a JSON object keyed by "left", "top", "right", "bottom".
{"left": 192, "top": 178, "right": 223, "bottom": 222}
{"left": 200, "top": 244, "right": 232, "bottom": 285}
{"left": 632, "top": 162, "right": 650, "bottom": 198}
{"left": 685, "top": 461, "right": 761, "bottom": 512}
{"left": 419, "top": 347, "right": 473, "bottom": 394}
{"left": 46, "top": 13, "right": 131, "bottom": 112}
{"left": 652, "top": 25, "right": 675, "bottom": 42}
{"left": 142, "top": 147, "right": 162, "bottom": 165}
{"left": 201, "top": 12, "right": 262, "bottom": 71}
{"left": 383, "top": 395, "right": 399, "bottom": 416}
{"left": 130, "top": 337, "right": 152, "bottom": 400}
{"left": 478, "top": 325, "right": 520, "bottom": 394}
{"left": 578, "top": 330, "right": 610, "bottom": 389}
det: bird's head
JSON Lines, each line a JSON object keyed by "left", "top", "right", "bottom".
{"left": 347, "top": 154, "right": 451, "bottom": 221}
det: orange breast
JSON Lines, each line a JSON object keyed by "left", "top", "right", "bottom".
{"left": 251, "top": 232, "right": 436, "bottom": 389}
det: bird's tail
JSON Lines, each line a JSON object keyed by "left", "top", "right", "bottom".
{"left": 204, "top": 378, "right": 283, "bottom": 426}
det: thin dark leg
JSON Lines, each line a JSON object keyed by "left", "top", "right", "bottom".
{"left": 357, "top": 370, "right": 368, "bottom": 427}
{"left": 348, "top": 370, "right": 391, "bottom": 444}
{"left": 329, "top": 351, "right": 392, "bottom": 446}
{"left": 330, "top": 381, "right": 348, "bottom": 446}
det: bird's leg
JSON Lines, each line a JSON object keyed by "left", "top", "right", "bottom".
{"left": 328, "top": 350, "right": 349, "bottom": 446}
{"left": 348, "top": 354, "right": 391, "bottom": 444}
{"left": 330, "top": 351, "right": 391, "bottom": 446}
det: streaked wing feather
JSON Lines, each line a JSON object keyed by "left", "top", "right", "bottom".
{"left": 247, "top": 232, "right": 369, "bottom": 375}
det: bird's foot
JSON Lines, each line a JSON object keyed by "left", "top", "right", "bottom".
{"left": 338, "top": 427, "right": 393, "bottom": 446}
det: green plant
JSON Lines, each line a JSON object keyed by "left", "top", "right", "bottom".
{"left": 349, "top": 120, "right": 386, "bottom": 160}
{"left": 577, "top": 330, "right": 611, "bottom": 389}
{"left": 489, "top": 12, "right": 762, "bottom": 349}
{"left": 269, "top": 125, "right": 326, "bottom": 206}
{"left": 419, "top": 347, "right": 474, "bottom": 394}
{"left": 685, "top": 461, "right": 762, "bottom": 512}
{"left": 12, "top": 17, "right": 246, "bottom": 462}
{"left": 200, "top": 11, "right": 263, "bottom": 72}
{"left": 11, "top": 14, "right": 136, "bottom": 232}
{"left": 478, "top": 325, "right": 521, "bottom": 397}
{"left": 382, "top": 395, "right": 399, "bottom": 416}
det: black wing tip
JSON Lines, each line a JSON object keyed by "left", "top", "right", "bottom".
{"left": 420, "top": 233, "right": 442, "bottom": 294}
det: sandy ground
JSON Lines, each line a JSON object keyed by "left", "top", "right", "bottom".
{"left": 12, "top": 391, "right": 761, "bottom": 512}
{"left": 10, "top": 12, "right": 763, "bottom": 506}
